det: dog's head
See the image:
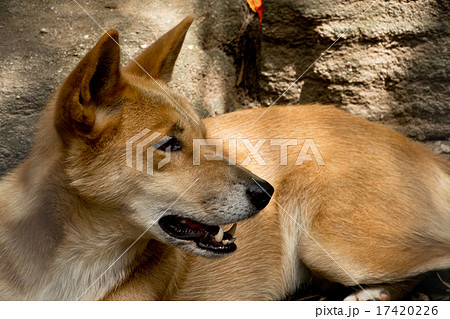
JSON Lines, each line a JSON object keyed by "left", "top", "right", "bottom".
{"left": 52, "top": 16, "right": 274, "bottom": 257}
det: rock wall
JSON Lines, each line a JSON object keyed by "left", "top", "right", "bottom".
{"left": 1, "top": 0, "right": 448, "bottom": 176}
{"left": 259, "top": 0, "right": 450, "bottom": 149}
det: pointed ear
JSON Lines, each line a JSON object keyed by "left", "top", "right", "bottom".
{"left": 56, "top": 30, "right": 123, "bottom": 141}
{"left": 77, "top": 30, "right": 122, "bottom": 105}
{"left": 123, "top": 15, "right": 194, "bottom": 82}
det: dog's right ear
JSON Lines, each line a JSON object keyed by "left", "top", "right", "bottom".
{"left": 56, "top": 30, "right": 124, "bottom": 143}
{"left": 122, "top": 15, "right": 194, "bottom": 82}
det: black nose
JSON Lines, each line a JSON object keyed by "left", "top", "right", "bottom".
{"left": 246, "top": 178, "right": 275, "bottom": 210}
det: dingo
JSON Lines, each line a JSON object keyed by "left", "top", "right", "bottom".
{"left": 1, "top": 16, "right": 448, "bottom": 301}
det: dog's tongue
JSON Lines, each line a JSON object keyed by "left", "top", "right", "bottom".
{"left": 184, "top": 218, "right": 212, "bottom": 233}
{"left": 159, "top": 215, "right": 237, "bottom": 253}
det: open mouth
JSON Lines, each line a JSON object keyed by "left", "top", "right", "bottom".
{"left": 159, "top": 215, "right": 237, "bottom": 254}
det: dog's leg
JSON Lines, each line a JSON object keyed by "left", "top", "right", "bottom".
{"left": 295, "top": 155, "right": 450, "bottom": 289}
{"left": 343, "top": 279, "right": 419, "bottom": 301}
{"left": 344, "top": 287, "right": 391, "bottom": 301}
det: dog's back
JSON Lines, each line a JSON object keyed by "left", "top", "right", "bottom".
{"left": 107, "top": 104, "right": 449, "bottom": 300}
{"left": 204, "top": 104, "right": 450, "bottom": 286}
{"left": 186, "top": 104, "right": 450, "bottom": 299}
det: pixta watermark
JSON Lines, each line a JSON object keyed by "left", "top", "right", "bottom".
{"left": 126, "top": 129, "right": 325, "bottom": 175}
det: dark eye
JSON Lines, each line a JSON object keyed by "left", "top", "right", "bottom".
{"left": 154, "top": 136, "right": 182, "bottom": 152}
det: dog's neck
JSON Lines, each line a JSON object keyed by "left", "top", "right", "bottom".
{"left": 0, "top": 142, "right": 149, "bottom": 300}
{"left": 102, "top": 240, "right": 192, "bottom": 300}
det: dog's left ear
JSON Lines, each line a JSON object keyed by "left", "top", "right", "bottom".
{"left": 56, "top": 30, "right": 123, "bottom": 143}
{"left": 123, "top": 15, "right": 194, "bottom": 82}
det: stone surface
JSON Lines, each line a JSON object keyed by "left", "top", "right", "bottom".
{"left": 259, "top": 0, "right": 450, "bottom": 144}
{"left": 1, "top": 0, "right": 449, "bottom": 176}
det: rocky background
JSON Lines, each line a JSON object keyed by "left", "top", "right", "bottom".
{"left": 0, "top": 0, "right": 449, "bottom": 300}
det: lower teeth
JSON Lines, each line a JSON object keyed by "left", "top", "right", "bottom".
{"left": 222, "top": 238, "right": 236, "bottom": 245}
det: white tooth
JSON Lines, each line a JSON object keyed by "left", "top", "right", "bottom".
{"left": 223, "top": 238, "right": 236, "bottom": 245}
{"left": 180, "top": 219, "right": 186, "bottom": 224}
{"left": 226, "top": 223, "right": 237, "bottom": 236}
{"left": 214, "top": 227, "right": 224, "bottom": 242}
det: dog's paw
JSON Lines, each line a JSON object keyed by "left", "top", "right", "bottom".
{"left": 344, "top": 287, "right": 390, "bottom": 301}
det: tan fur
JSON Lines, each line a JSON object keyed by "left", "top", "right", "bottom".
{"left": 1, "top": 16, "right": 449, "bottom": 300}
{"left": 107, "top": 105, "right": 450, "bottom": 300}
